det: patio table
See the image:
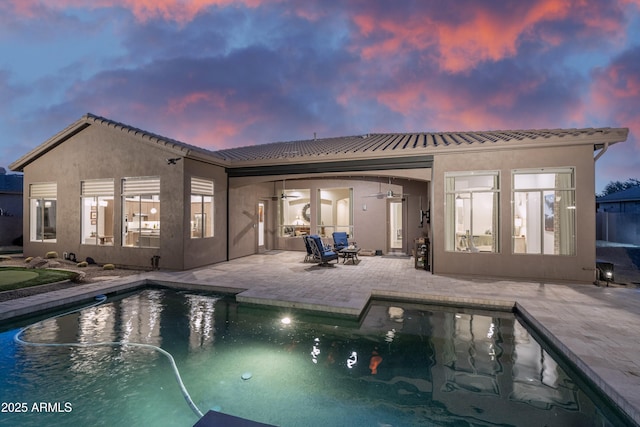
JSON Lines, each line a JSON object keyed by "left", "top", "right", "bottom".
{"left": 339, "top": 247, "right": 360, "bottom": 264}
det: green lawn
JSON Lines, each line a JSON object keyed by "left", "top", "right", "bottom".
{"left": 0, "top": 267, "right": 78, "bottom": 292}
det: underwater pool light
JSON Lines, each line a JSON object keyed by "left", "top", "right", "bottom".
{"left": 281, "top": 317, "right": 291, "bottom": 325}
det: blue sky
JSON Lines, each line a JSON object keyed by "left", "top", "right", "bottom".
{"left": 1, "top": 0, "right": 639, "bottom": 193}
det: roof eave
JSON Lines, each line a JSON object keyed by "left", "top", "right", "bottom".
{"left": 9, "top": 113, "right": 230, "bottom": 171}
{"left": 222, "top": 127, "right": 629, "bottom": 168}
{"left": 9, "top": 118, "right": 91, "bottom": 172}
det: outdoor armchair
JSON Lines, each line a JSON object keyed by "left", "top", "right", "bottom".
{"left": 303, "top": 235, "right": 317, "bottom": 262}
{"left": 332, "top": 232, "right": 349, "bottom": 251}
{"left": 306, "top": 235, "right": 339, "bottom": 266}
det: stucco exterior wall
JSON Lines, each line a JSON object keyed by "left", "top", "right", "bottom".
{"left": 431, "top": 145, "right": 597, "bottom": 283}
{"left": 227, "top": 181, "right": 273, "bottom": 260}
{"left": 182, "top": 159, "right": 228, "bottom": 269}
{"left": 21, "top": 125, "right": 226, "bottom": 270}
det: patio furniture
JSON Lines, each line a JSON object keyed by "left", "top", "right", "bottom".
{"left": 339, "top": 247, "right": 361, "bottom": 264}
{"left": 332, "top": 232, "right": 349, "bottom": 251}
{"left": 306, "top": 235, "right": 339, "bottom": 266}
{"left": 303, "top": 235, "right": 316, "bottom": 262}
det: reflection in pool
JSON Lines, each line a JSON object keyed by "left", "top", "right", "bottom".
{"left": 0, "top": 288, "right": 624, "bottom": 426}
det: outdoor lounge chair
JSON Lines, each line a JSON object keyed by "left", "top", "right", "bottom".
{"left": 332, "top": 232, "right": 349, "bottom": 251}
{"left": 306, "top": 235, "right": 339, "bottom": 266}
{"left": 303, "top": 235, "right": 317, "bottom": 262}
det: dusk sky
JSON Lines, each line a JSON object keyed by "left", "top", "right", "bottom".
{"left": 1, "top": 0, "right": 639, "bottom": 193}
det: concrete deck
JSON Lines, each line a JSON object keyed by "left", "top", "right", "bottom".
{"left": 1, "top": 251, "right": 639, "bottom": 425}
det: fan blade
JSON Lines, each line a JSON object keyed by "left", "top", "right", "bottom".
{"left": 364, "top": 193, "right": 385, "bottom": 199}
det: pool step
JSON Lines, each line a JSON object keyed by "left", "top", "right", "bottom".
{"left": 194, "top": 410, "right": 276, "bottom": 427}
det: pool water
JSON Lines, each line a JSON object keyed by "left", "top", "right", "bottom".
{"left": 0, "top": 288, "right": 625, "bottom": 427}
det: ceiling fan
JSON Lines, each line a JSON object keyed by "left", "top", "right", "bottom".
{"left": 270, "top": 180, "right": 300, "bottom": 201}
{"left": 365, "top": 178, "right": 409, "bottom": 199}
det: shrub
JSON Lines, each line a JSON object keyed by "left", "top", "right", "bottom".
{"left": 45, "top": 251, "right": 58, "bottom": 259}
{"left": 103, "top": 263, "right": 115, "bottom": 270}
{"left": 25, "top": 257, "right": 33, "bottom": 263}
{"left": 77, "top": 261, "right": 88, "bottom": 268}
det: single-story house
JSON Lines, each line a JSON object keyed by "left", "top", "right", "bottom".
{"left": 9, "top": 113, "right": 628, "bottom": 282}
{"left": 0, "top": 169, "right": 23, "bottom": 246}
{"left": 596, "top": 186, "right": 640, "bottom": 245}
{"left": 596, "top": 186, "right": 640, "bottom": 213}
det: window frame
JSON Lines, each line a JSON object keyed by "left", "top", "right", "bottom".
{"left": 29, "top": 182, "right": 57, "bottom": 243}
{"left": 444, "top": 171, "right": 500, "bottom": 253}
{"left": 279, "top": 188, "right": 311, "bottom": 237}
{"left": 81, "top": 179, "right": 114, "bottom": 246}
{"left": 190, "top": 177, "right": 215, "bottom": 239}
{"left": 122, "top": 177, "right": 161, "bottom": 248}
{"left": 512, "top": 168, "right": 576, "bottom": 256}
{"left": 317, "top": 187, "right": 354, "bottom": 238}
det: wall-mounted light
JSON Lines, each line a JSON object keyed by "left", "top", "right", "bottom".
{"left": 150, "top": 207, "right": 157, "bottom": 214}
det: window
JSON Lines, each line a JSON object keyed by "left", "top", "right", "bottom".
{"left": 190, "top": 177, "right": 214, "bottom": 238}
{"left": 318, "top": 188, "right": 353, "bottom": 237}
{"left": 29, "top": 182, "right": 57, "bottom": 242}
{"left": 81, "top": 180, "right": 114, "bottom": 245}
{"left": 279, "top": 188, "right": 310, "bottom": 237}
{"left": 122, "top": 177, "right": 160, "bottom": 248}
{"left": 512, "top": 168, "right": 575, "bottom": 255}
{"left": 445, "top": 171, "right": 499, "bottom": 252}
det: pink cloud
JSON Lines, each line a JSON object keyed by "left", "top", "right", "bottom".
{"left": 590, "top": 49, "right": 640, "bottom": 148}
{"left": 3, "top": 0, "right": 267, "bottom": 24}
{"left": 154, "top": 91, "right": 273, "bottom": 148}
{"left": 350, "top": 1, "right": 628, "bottom": 73}
{"left": 166, "top": 91, "right": 231, "bottom": 114}
{"left": 372, "top": 70, "right": 563, "bottom": 132}
{"left": 169, "top": 117, "right": 246, "bottom": 148}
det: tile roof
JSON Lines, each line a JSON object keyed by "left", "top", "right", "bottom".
{"left": 213, "top": 128, "right": 628, "bottom": 163}
{"left": 597, "top": 186, "right": 640, "bottom": 203}
{"left": 83, "top": 113, "right": 226, "bottom": 163}
{"left": 9, "top": 112, "right": 629, "bottom": 171}
{"left": 9, "top": 113, "right": 227, "bottom": 171}
{"left": 0, "top": 173, "right": 23, "bottom": 193}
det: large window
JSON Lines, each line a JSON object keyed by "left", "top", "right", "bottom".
{"left": 190, "top": 177, "right": 214, "bottom": 238}
{"left": 318, "top": 188, "right": 353, "bottom": 237}
{"left": 29, "top": 182, "right": 57, "bottom": 242}
{"left": 81, "top": 179, "right": 114, "bottom": 245}
{"left": 445, "top": 171, "right": 499, "bottom": 252}
{"left": 513, "top": 168, "right": 575, "bottom": 255}
{"left": 122, "top": 177, "right": 160, "bottom": 248}
{"left": 279, "top": 188, "right": 311, "bottom": 237}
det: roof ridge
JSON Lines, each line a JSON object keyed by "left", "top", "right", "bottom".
{"left": 83, "top": 113, "right": 225, "bottom": 160}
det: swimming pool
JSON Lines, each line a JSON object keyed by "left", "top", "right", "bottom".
{"left": 0, "top": 288, "right": 627, "bottom": 426}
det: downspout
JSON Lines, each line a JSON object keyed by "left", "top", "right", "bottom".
{"left": 594, "top": 142, "right": 609, "bottom": 162}
{"left": 226, "top": 170, "right": 230, "bottom": 262}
